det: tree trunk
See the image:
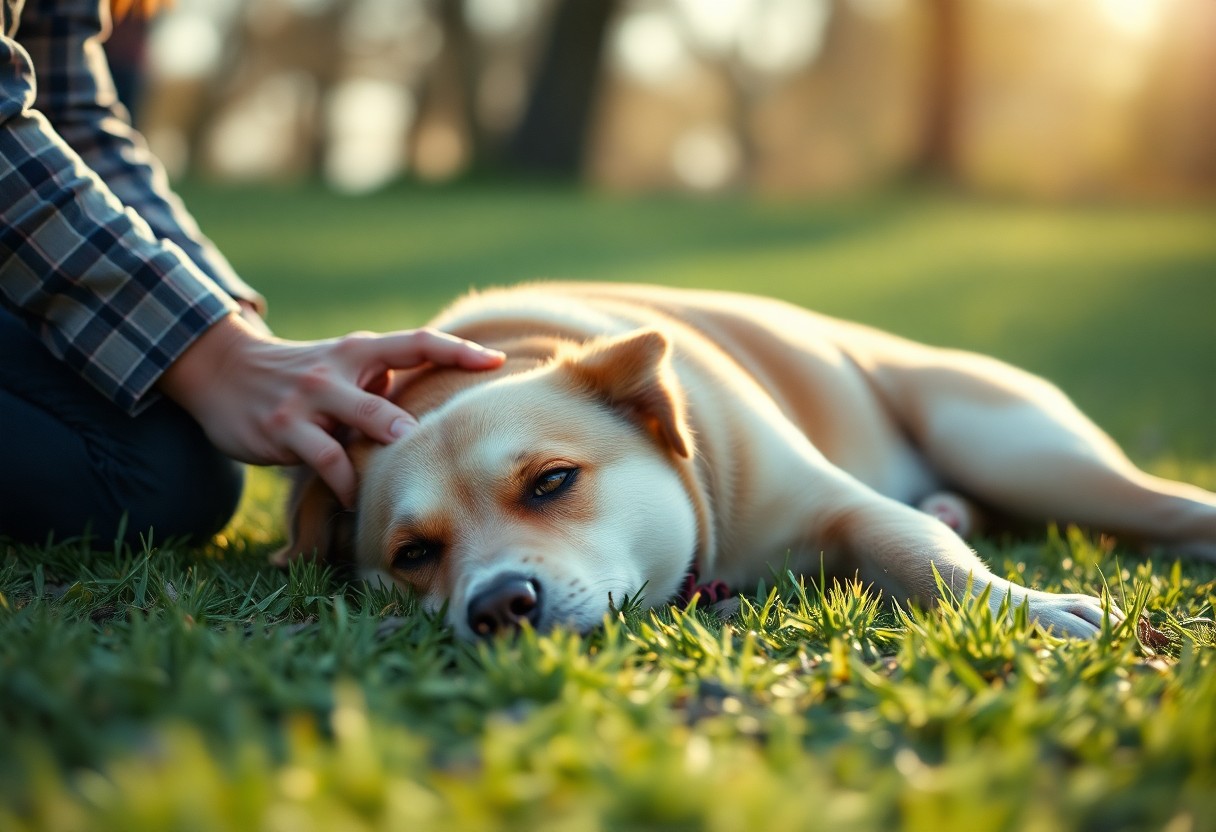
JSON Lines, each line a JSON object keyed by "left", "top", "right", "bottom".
{"left": 504, "top": 0, "right": 620, "bottom": 176}
{"left": 412, "top": 0, "right": 483, "bottom": 160}
{"left": 920, "top": 0, "right": 960, "bottom": 175}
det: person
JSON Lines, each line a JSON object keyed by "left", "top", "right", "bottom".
{"left": 0, "top": 0, "right": 505, "bottom": 547}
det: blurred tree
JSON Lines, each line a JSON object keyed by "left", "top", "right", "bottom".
{"left": 1136, "top": 0, "right": 1216, "bottom": 195}
{"left": 505, "top": 0, "right": 620, "bottom": 175}
{"left": 920, "top": 0, "right": 959, "bottom": 175}
{"left": 135, "top": 0, "right": 1216, "bottom": 198}
{"left": 103, "top": 12, "right": 150, "bottom": 124}
{"left": 409, "top": 0, "right": 482, "bottom": 169}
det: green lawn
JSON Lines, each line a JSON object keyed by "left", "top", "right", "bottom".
{"left": 2, "top": 184, "right": 1215, "bottom": 831}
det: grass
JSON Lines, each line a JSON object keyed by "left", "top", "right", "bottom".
{"left": 3, "top": 183, "right": 1216, "bottom": 831}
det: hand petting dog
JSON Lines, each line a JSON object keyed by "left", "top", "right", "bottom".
{"left": 160, "top": 312, "right": 505, "bottom": 507}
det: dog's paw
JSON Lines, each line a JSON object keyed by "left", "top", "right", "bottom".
{"left": 1024, "top": 590, "right": 1125, "bottom": 639}
{"left": 918, "top": 491, "right": 982, "bottom": 538}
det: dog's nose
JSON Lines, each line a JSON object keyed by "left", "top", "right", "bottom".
{"left": 467, "top": 573, "right": 542, "bottom": 637}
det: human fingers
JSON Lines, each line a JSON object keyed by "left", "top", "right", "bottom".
{"left": 346, "top": 328, "right": 505, "bottom": 373}
{"left": 363, "top": 368, "right": 391, "bottom": 398}
{"left": 288, "top": 421, "right": 359, "bottom": 507}
{"left": 319, "top": 381, "right": 419, "bottom": 447}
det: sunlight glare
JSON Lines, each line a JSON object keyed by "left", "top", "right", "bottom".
{"left": 148, "top": 13, "right": 222, "bottom": 79}
{"left": 207, "top": 74, "right": 313, "bottom": 179}
{"left": 1094, "top": 0, "right": 1164, "bottom": 39}
{"left": 673, "top": 0, "right": 755, "bottom": 52}
{"left": 612, "top": 8, "right": 693, "bottom": 86}
{"left": 464, "top": 0, "right": 538, "bottom": 37}
{"left": 324, "top": 79, "right": 413, "bottom": 194}
{"left": 671, "top": 124, "right": 740, "bottom": 191}
{"left": 739, "top": 0, "right": 831, "bottom": 75}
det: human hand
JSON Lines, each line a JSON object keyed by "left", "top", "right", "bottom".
{"left": 158, "top": 313, "right": 505, "bottom": 506}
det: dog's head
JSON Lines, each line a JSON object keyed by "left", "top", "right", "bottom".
{"left": 278, "top": 329, "right": 700, "bottom": 639}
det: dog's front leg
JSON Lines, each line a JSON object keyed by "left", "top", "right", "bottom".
{"left": 810, "top": 484, "right": 1125, "bottom": 638}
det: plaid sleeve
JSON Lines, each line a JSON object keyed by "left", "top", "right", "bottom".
{"left": 15, "top": 0, "right": 266, "bottom": 313}
{"left": 0, "top": 4, "right": 238, "bottom": 414}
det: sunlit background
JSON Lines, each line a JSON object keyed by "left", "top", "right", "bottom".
{"left": 117, "top": 0, "right": 1216, "bottom": 198}
{"left": 94, "top": 0, "right": 1216, "bottom": 462}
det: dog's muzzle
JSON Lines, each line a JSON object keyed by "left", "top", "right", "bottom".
{"left": 467, "top": 572, "right": 542, "bottom": 637}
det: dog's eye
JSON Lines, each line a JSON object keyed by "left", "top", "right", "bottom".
{"left": 391, "top": 541, "right": 439, "bottom": 570}
{"left": 531, "top": 467, "right": 577, "bottom": 500}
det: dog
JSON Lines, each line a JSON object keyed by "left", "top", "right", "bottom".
{"left": 275, "top": 283, "right": 1216, "bottom": 639}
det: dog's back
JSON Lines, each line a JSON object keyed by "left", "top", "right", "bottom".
{"left": 280, "top": 283, "right": 1216, "bottom": 639}
{"left": 432, "top": 282, "right": 938, "bottom": 499}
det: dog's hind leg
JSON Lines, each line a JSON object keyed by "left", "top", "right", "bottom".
{"left": 867, "top": 347, "right": 1216, "bottom": 560}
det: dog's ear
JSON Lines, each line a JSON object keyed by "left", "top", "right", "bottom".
{"left": 270, "top": 473, "right": 355, "bottom": 567}
{"left": 561, "top": 328, "right": 692, "bottom": 458}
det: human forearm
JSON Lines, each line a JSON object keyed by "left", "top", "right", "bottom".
{"left": 14, "top": 0, "right": 266, "bottom": 312}
{"left": 1, "top": 28, "right": 238, "bottom": 413}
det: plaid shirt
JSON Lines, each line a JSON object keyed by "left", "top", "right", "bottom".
{"left": 1, "top": 0, "right": 263, "bottom": 413}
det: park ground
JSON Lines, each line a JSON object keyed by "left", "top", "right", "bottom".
{"left": 2, "top": 184, "right": 1214, "bottom": 830}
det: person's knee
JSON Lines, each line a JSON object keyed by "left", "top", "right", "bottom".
{"left": 0, "top": 309, "right": 245, "bottom": 549}
{"left": 120, "top": 409, "right": 245, "bottom": 546}
{"left": 126, "top": 454, "right": 245, "bottom": 546}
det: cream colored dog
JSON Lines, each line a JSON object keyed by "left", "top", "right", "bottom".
{"left": 277, "top": 283, "right": 1216, "bottom": 639}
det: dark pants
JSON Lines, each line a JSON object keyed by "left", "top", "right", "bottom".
{"left": 0, "top": 308, "right": 243, "bottom": 548}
